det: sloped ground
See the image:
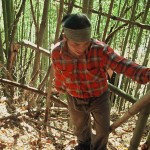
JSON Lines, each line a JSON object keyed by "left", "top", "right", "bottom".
{"left": 0, "top": 103, "right": 149, "bottom": 150}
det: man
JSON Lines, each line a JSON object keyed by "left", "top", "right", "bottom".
{"left": 51, "top": 13, "right": 150, "bottom": 150}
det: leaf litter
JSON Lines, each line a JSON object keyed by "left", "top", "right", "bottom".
{"left": 0, "top": 103, "right": 149, "bottom": 150}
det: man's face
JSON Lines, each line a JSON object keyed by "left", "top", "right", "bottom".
{"left": 66, "top": 38, "right": 91, "bottom": 57}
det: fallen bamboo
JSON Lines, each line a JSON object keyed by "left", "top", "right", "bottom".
{"left": 1, "top": 77, "right": 149, "bottom": 131}
{"left": 0, "top": 107, "right": 68, "bottom": 121}
{"left": 0, "top": 78, "right": 46, "bottom": 95}
{"left": 108, "top": 83, "right": 137, "bottom": 103}
{"left": 18, "top": 40, "right": 50, "bottom": 56}
{"left": 0, "top": 78, "right": 67, "bottom": 108}
{"left": 24, "top": 116, "right": 73, "bottom": 135}
{"left": 110, "top": 90, "right": 150, "bottom": 132}
{"left": 128, "top": 104, "right": 150, "bottom": 150}
{"left": 0, "top": 77, "right": 137, "bottom": 105}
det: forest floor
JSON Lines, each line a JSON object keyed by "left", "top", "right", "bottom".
{"left": 0, "top": 102, "right": 149, "bottom": 150}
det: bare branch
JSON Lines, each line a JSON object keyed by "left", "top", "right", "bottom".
{"left": 18, "top": 40, "right": 50, "bottom": 56}
{"left": 0, "top": 78, "right": 68, "bottom": 108}
{"left": 0, "top": 78, "right": 46, "bottom": 95}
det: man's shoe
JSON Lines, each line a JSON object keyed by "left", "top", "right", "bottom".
{"left": 74, "top": 144, "right": 90, "bottom": 150}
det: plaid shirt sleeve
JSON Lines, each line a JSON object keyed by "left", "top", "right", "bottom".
{"left": 103, "top": 45, "right": 150, "bottom": 84}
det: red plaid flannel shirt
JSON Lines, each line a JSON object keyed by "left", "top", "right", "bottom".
{"left": 51, "top": 39, "right": 150, "bottom": 98}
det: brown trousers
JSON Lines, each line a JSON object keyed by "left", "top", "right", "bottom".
{"left": 67, "top": 91, "right": 110, "bottom": 150}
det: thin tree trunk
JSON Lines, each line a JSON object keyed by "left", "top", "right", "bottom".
{"left": 30, "top": 0, "right": 49, "bottom": 85}
{"left": 102, "top": 0, "right": 114, "bottom": 41}
{"left": 94, "top": 0, "right": 102, "bottom": 38}
{"left": 19, "top": 5, "right": 25, "bottom": 84}
{"left": 67, "top": 0, "right": 75, "bottom": 14}
{"left": 117, "top": 0, "right": 139, "bottom": 111}
{"left": 88, "top": 0, "right": 94, "bottom": 19}
{"left": 54, "top": 0, "right": 64, "bottom": 43}
{"left": 128, "top": 84, "right": 150, "bottom": 150}
{"left": 82, "top": 0, "right": 89, "bottom": 14}
{"left": 2, "top": 0, "right": 15, "bottom": 99}
{"left": 134, "top": 0, "right": 150, "bottom": 99}
{"left": 132, "top": 0, "right": 149, "bottom": 61}
{"left": 2, "top": 0, "right": 9, "bottom": 58}
{"left": 44, "top": 66, "right": 54, "bottom": 125}
{"left": 30, "top": 0, "right": 40, "bottom": 79}
{"left": 38, "top": 0, "right": 50, "bottom": 46}
{"left": 121, "top": 0, "right": 149, "bottom": 109}
{"left": 128, "top": 104, "right": 150, "bottom": 150}
{"left": 39, "top": 0, "right": 50, "bottom": 84}
{"left": 0, "top": 32, "right": 4, "bottom": 64}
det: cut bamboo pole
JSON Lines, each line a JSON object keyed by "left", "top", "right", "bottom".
{"left": 0, "top": 77, "right": 67, "bottom": 108}
{"left": 128, "top": 83, "right": 150, "bottom": 150}
{"left": 128, "top": 104, "right": 150, "bottom": 150}
{"left": 108, "top": 83, "right": 137, "bottom": 103}
{"left": 110, "top": 89, "right": 150, "bottom": 132}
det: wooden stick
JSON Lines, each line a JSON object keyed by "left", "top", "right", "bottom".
{"left": 0, "top": 78, "right": 46, "bottom": 95}
{"left": 24, "top": 116, "right": 73, "bottom": 135}
{"left": 0, "top": 108, "right": 45, "bottom": 121}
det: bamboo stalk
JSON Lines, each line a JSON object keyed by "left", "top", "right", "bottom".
{"left": 61, "top": 1, "right": 150, "bottom": 30}
{"left": 0, "top": 77, "right": 67, "bottom": 108}
{"left": 108, "top": 83, "right": 137, "bottom": 103}
{"left": 110, "top": 89, "right": 150, "bottom": 132}
{"left": 44, "top": 66, "right": 54, "bottom": 125}
{"left": 102, "top": 0, "right": 114, "bottom": 41}
{"left": 18, "top": 40, "right": 50, "bottom": 56}
{"left": 132, "top": 0, "right": 150, "bottom": 62}
{"left": 128, "top": 104, "right": 150, "bottom": 150}
{"left": 0, "top": 78, "right": 46, "bottom": 95}
{"left": 128, "top": 83, "right": 150, "bottom": 150}
{"left": 54, "top": 0, "right": 64, "bottom": 44}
